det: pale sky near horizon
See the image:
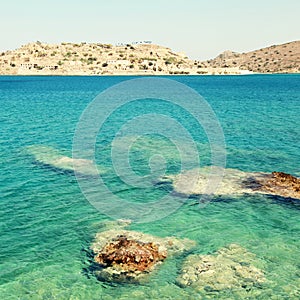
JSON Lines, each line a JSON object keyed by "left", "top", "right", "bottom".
{"left": 1, "top": 0, "right": 299, "bottom": 60}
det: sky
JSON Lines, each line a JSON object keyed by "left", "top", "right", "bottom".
{"left": 1, "top": 0, "right": 299, "bottom": 60}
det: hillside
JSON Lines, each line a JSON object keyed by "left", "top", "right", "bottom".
{"left": 200, "top": 41, "right": 300, "bottom": 73}
{"left": 0, "top": 41, "right": 249, "bottom": 75}
{"left": 0, "top": 42, "right": 199, "bottom": 75}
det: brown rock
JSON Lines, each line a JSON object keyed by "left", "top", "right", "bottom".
{"left": 94, "top": 236, "right": 167, "bottom": 273}
{"left": 90, "top": 225, "right": 196, "bottom": 283}
{"left": 251, "top": 171, "right": 300, "bottom": 199}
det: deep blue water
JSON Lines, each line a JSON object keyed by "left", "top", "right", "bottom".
{"left": 0, "top": 75, "right": 299, "bottom": 299}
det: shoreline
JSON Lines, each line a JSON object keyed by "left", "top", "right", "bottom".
{"left": 0, "top": 72, "right": 299, "bottom": 77}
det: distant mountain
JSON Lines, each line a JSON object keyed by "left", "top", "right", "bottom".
{"left": 199, "top": 41, "right": 300, "bottom": 73}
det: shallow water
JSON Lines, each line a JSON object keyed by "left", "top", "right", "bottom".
{"left": 0, "top": 75, "right": 299, "bottom": 299}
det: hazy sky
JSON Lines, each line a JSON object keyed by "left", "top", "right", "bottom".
{"left": 1, "top": 0, "right": 299, "bottom": 60}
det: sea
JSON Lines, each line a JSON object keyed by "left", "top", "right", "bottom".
{"left": 0, "top": 75, "right": 299, "bottom": 299}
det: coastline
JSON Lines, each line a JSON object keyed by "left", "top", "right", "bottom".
{"left": 0, "top": 68, "right": 251, "bottom": 76}
{"left": 1, "top": 72, "right": 299, "bottom": 77}
{"left": 1, "top": 41, "right": 299, "bottom": 76}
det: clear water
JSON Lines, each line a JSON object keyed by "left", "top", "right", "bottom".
{"left": 0, "top": 75, "right": 299, "bottom": 299}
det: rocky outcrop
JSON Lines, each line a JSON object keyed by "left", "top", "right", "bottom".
{"left": 95, "top": 236, "right": 167, "bottom": 273}
{"left": 91, "top": 226, "right": 196, "bottom": 283}
{"left": 243, "top": 171, "right": 300, "bottom": 199}
{"left": 161, "top": 166, "right": 300, "bottom": 200}
{"left": 177, "top": 244, "right": 266, "bottom": 292}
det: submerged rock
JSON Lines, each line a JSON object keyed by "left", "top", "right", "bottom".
{"left": 26, "top": 145, "right": 105, "bottom": 176}
{"left": 161, "top": 166, "right": 300, "bottom": 200}
{"left": 91, "top": 227, "right": 196, "bottom": 283}
{"left": 177, "top": 244, "right": 266, "bottom": 292}
{"left": 161, "top": 167, "right": 260, "bottom": 196}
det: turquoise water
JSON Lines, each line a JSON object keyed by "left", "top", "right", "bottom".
{"left": 0, "top": 75, "right": 299, "bottom": 299}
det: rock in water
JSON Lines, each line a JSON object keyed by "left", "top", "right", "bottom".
{"left": 26, "top": 145, "right": 105, "bottom": 176}
{"left": 95, "top": 236, "right": 167, "bottom": 273}
{"left": 91, "top": 227, "right": 196, "bottom": 283}
{"left": 247, "top": 171, "right": 300, "bottom": 199}
{"left": 177, "top": 244, "right": 266, "bottom": 292}
{"left": 160, "top": 166, "right": 300, "bottom": 200}
{"left": 164, "top": 166, "right": 254, "bottom": 197}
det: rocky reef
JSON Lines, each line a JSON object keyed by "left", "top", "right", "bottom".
{"left": 177, "top": 243, "right": 266, "bottom": 292}
{"left": 90, "top": 224, "right": 196, "bottom": 283}
{"left": 161, "top": 166, "right": 300, "bottom": 200}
